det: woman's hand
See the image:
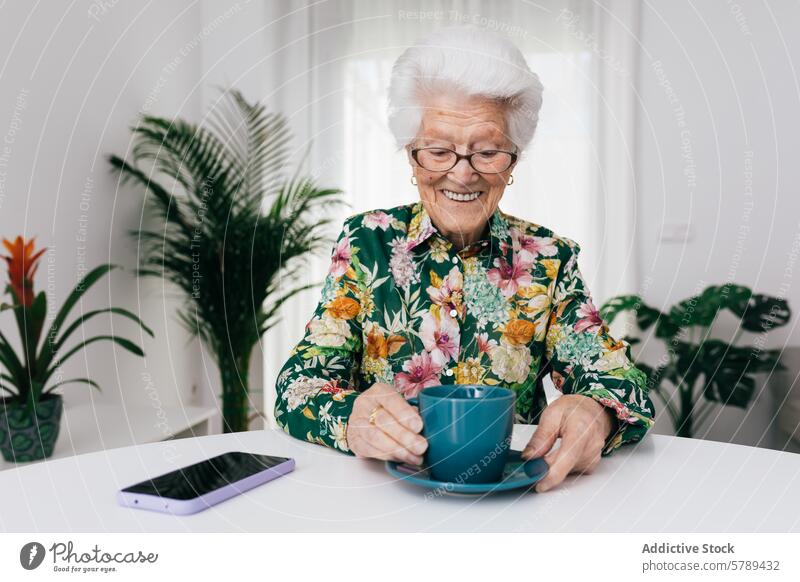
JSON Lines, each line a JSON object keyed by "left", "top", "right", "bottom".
{"left": 521, "top": 394, "right": 617, "bottom": 493}
{"left": 347, "top": 383, "right": 428, "bottom": 465}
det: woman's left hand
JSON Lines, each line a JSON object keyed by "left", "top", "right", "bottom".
{"left": 521, "top": 394, "right": 617, "bottom": 493}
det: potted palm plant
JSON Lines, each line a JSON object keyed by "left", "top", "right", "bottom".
{"left": 108, "top": 88, "right": 343, "bottom": 433}
{"left": 600, "top": 284, "right": 790, "bottom": 438}
{"left": 0, "top": 236, "right": 152, "bottom": 462}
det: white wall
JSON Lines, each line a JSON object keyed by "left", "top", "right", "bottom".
{"left": 634, "top": 0, "right": 800, "bottom": 447}
{"left": 0, "top": 2, "right": 209, "bottom": 424}
{"left": 2, "top": 1, "right": 798, "bottom": 450}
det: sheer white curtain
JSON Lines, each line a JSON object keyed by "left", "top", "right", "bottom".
{"left": 198, "top": 0, "right": 640, "bottom": 425}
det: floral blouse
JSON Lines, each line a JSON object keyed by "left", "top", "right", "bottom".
{"left": 274, "top": 202, "right": 655, "bottom": 456}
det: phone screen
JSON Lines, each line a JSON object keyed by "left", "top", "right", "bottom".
{"left": 121, "top": 452, "right": 290, "bottom": 500}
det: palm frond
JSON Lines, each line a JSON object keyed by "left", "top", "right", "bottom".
{"left": 207, "top": 87, "right": 292, "bottom": 206}
{"left": 110, "top": 87, "right": 343, "bottom": 371}
{"left": 109, "top": 155, "right": 189, "bottom": 230}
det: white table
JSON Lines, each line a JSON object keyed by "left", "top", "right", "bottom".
{"left": 0, "top": 402, "right": 219, "bottom": 472}
{"left": 1, "top": 425, "right": 798, "bottom": 532}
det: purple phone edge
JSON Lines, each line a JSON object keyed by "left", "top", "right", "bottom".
{"left": 116, "top": 455, "right": 296, "bottom": 515}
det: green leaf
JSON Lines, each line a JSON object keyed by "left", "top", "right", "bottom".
{"left": 696, "top": 339, "right": 776, "bottom": 408}
{"left": 10, "top": 290, "right": 47, "bottom": 376}
{"left": 38, "top": 307, "right": 153, "bottom": 373}
{"left": 748, "top": 347, "right": 784, "bottom": 373}
{"left": 657, "top": 285, "right": 745, "bottom": 338}
{"left": 600, "top": 294, "right": 663, "bottom": 332}
{"left": 707, "top": 283, "right": 752, "bottom": 315}
{"left": 669, "top": 294, "right": 717, "bottom": 328}
{"left": 600, "top": 295, "right": 641, "bottom": 324}
{"left": 43, "top": 335, "right": 145, "bottom": 385}
{"left": 38, "top": 264, "right": 118, "bottom": 372}
{"left": 22, "top": 291, "right": 48, "bottom": 361}
{"left": 654, "top": 316, "right": 681, "bottom": 340}
{"left": 738, "top": 294, "right": 791, "bottom": 332}
{"left": 766, "top": 348, "right": 787, "bottom": 372}
{"left": 43, "top": 377, "right": 101, "bottom": 394}
{"left": 109, "top": 154, "right": 190, "bottom": 229}
{"left": 208, "top": 86, "right": 291, "bottom": 204}
{"left": 672, "top": 340, "right": 702, "bottom": 390}
{"left": 0, "top": 333, "right": 26, "bottom": 392}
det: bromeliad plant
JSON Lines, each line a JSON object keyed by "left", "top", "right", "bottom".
{"left": 108, "top": 88, "right": 343, "bottom": 433}
{"left": 0, "top": 236, "right": 153, "bottom": 411}
{"left": 0, "top": 236, "right": 152, "bottom": 461}
{"left": 600, "top": 284, "right": 790, "bottom": 438}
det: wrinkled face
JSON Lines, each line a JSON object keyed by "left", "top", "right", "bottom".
{"left": 406, "top": 92, "right": 516, "bottom": 247}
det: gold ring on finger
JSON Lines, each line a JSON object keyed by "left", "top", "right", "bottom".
{"left": 368, "top": 405, "right": 381, "bottom": 426}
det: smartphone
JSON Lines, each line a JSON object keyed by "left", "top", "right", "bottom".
{"left": 117, "top": 451, "right": 295, "bottom": 515}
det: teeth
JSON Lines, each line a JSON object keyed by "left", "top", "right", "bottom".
{"left": 442, "top": 189, "right": 482, "bottom": 202}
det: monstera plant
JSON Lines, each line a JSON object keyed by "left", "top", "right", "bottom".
{"left": 108, "top": 88, "right": 343, "bottom": 433}
{"left": 601, "top": 284, "right": 790, "bottom": 438}
{"left": 0, "top": 236, "right": 152, "bottom": 462}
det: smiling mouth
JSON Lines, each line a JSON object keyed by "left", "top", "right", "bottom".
{"left": 440, "top": 189, "right": 484, "bottom": 202}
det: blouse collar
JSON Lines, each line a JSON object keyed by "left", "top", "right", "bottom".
{"left": 406, "top": 201, "right": 512, "bottom": 254}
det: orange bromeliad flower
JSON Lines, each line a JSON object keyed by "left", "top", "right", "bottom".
{"left": 2, "top": 236, "right": 46, "bottom": 307}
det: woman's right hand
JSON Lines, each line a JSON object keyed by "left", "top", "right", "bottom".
{"left": 347, "top": 383, "right": 428, "bottom": 465}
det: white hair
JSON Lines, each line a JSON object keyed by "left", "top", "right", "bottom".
{"left": 387, "top": 26, "right": 544, "bottom": 152}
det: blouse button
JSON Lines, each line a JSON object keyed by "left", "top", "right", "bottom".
{"left": 445, "top": 369, "right": 454, "bottom": 377}
{"left": 449, "top": 309, "right": 457, "bottom": 317}
{"left": 451, "top": 256, "right": 459, "bottom": 264}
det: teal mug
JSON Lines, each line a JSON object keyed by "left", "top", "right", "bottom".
{"left": 408, "top": 384, "right": 515, "bottom": 484}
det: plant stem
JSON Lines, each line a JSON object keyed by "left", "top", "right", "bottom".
{"left": 693, "top": 398, "right": 717, "bottom": 430}
{"left": 675, "top": 374, "right": 698, "bottom": 438}
{"left": 218, "top": 348, "right": 252, "bottom": 433}
{"left": 652, "top": 385, "right": 680, "bottom": 427}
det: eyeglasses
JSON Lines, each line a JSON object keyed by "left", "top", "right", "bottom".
{"left": 410, "top": 147, "right": 518, "bottom": 174}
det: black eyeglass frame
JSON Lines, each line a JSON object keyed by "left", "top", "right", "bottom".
{"left": 410, "top": 146, "right": 518, "bottom": 174}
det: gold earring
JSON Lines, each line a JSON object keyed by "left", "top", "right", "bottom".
{"left": 507, "top": 175, "right": 514, "bottom": 185}
{"left": 410, "top": 175, "right": 418, "bottom": 186}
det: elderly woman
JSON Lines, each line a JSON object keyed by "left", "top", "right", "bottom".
{"left": 275, "top": 26, "right": 655, "bottom": 493}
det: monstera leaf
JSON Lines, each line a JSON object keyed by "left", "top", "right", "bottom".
{"left": 601, "top": 284, "right": 790, "bottom": 438}
{"left": 654, "top": 316, "right": 681, "bottom": 340}
{"left": 707, "top": 283, "right": 752, "bottom": 314}
{"left": 599, "top": 295, "right": 663, "bottom": 331}
{"left": 694, "top": 339, "right": 782, "bottom": 408}
{"left": 667, "top": 284, "right": 751, "bottom": 331}
{"left": 669, "top": 294, "right": 717, "bottom": 328}
{"left": 736, "top": 294, "right": 791, "bottom": 332}
{"left": 671, "top": 341, "right": 702, "bottom": 387}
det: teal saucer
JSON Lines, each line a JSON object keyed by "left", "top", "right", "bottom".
{"left": 386, "top": 449, "right": 549, "bottom": 494}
